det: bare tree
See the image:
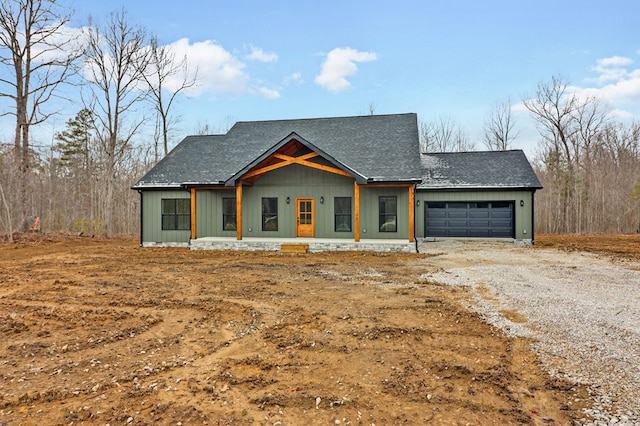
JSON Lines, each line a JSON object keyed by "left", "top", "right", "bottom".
{"left": 143, "top": 35, "right": 197, "bottom": 161}
{"left": 0, "top": 0, "right": 80, "bottom": 169}
{"left": 483, "top": 99, "right": 519, "bottom": 151}
{"left": 523, "top": 76, "right": 579, "bottom": 168}
{"left": 420, "top": 116, "right": 474, "bottom": 153}
{"left": 523, "top": 75, "right": 609, "bottom": 232}
{"left": 83, "top": 9, "right": 150, "bottom": 233}
{"left": 523, "top": 76, "right": 579, "bottom": 231}
{"left": 0, "top": 0, "right": 81, "bottom": 227}
{"left": 0, "top": 158, "right": 14, "bottom": 241}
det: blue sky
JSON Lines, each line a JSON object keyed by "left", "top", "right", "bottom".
{"left": 8, "top": 0, "right": 640, "bottom": 156}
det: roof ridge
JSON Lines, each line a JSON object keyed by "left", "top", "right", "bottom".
{"left": 231, "top": 112, "right": 416, "bottom": 126}
{"left": 422, "top": 149, "right": 524, "bottom": 155}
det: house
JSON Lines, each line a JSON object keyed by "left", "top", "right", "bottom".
{"left": 132, "top": 113, "right": 542, "bottom": 252}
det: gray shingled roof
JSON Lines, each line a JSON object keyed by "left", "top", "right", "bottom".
{"left": 132, "top": 113, "right": 422, "bottom": 189}
{"left": 418, "top": 150, "right": 542, "bottom": 189}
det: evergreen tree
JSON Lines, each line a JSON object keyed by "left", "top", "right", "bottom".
{"left": 53, "top": 109, "right": 95, "bottom": 177}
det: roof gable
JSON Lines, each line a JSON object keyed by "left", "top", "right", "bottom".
{"left": 228, "top": 133, "right": 362, "bottom": 185}
{"left": 133, "top": 113, "right": 422, "bottom": 188}
{"left": 418, "top": 150, "right": 543, "bottom": 190}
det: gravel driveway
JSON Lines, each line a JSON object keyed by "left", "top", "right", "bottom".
{"left": 418, "top": 240, "right": 640, "bottom": 426}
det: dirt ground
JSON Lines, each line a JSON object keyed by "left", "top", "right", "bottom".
{"left": 2, "top": 233, "right": 632, "bottom": 425}
{"left": 536, "top": 233, "right": 640, "bottom": 261}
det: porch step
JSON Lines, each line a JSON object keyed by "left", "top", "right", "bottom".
{"left": 280, "top": 243, "right": 309, "bottom": 253}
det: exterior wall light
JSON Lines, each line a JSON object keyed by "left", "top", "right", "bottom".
{"left": 416, "top": 199, "right": 420, "bottom": 207}
{"left": 286, "top": 197, "right": 290, "bottom": 204}
{"left": 520, "top": 200, "right": 524, "bottom": 207}
{"left": 320, "top": 196, "right": 324, "bottom": 204}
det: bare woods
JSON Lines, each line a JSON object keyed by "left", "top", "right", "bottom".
{"left": 525, "top": 76, "right": 640, "bottom": 234}
{"left": 0, "top": 1, "right": 194, "bottom": 239}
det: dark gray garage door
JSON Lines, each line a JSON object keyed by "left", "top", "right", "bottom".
{"left": 425, "top": 201, "right": 514, "bottom": 238}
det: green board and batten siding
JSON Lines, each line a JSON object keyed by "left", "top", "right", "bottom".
{"left": 415, "top": 190, "right": 535, "bottom": 241}
{"left": 140, "top": 163, "right": 413, "bottom": 243}
{"left": 141, "top": 186, "right": 533, "bottom": 244}
{"left": 196, "top": 189, "right": 237, "bottom": 238}
{"left": 141, "top": 190, "right": 191, "bottom": 244}
{"left": 240, "top": 165, "right": 355, "bottom": 238}
{"left": 357, "top": 186, "right": 409, "bottom": 239}
{"left": 235, "top": 165, "right": 410, "bottom": 240}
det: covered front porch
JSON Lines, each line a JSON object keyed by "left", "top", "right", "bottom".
{"left": 189, "top": 237, "right": 417, "bottom": 253}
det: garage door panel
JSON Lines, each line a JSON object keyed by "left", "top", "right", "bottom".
{"left": 427, "top": 225, "right": 447, "bottom": 236}
{"left": 426, "top": 201, "right": 514, "bottom": 238}
{"left": 448, "top": 228, "right": 469, "bottom": 235}
{"left": 428, "top": 210, "right": 447, "bottom": 218}
{"left": 448, "top": 220, "right": 468, "bottom": 227}
{"left": 468, "top": 229, "right": 490, "bottom": 237}
{"left": 427, "top": 220, "right": 447, "bottom": 229}
{"left": 492, "top": 211, "right": 512, "bottom": 219}
{"left": 448, "top": 211, "right": 468, "bottom": 219}
{"left": 469, "top": 210, "right": 490, "bottom": 218}
{"left": 469, "top": 220, "right": 490, "bottom": 227}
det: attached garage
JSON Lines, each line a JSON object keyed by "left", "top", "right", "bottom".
{"left": 416, "top": 151, "right": 542, "bottom": 243}
{"left": 425, "top": 201, "right": 514, "bottom": 238}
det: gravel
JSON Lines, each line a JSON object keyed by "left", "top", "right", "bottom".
{"left": 418, "top": 240, "right": 640, "bottom": 426}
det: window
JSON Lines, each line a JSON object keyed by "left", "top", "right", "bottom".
{"left": 222, "top": 198, "right": 237, "bottom": 231}
{"left": 427, "top": 202, "right": 446, "bottom": 209}
{"left": 334, "top": 197, "right": 352, "bottom": 232}
{"left": 262, "top": 198, "right": 278, "bottom": 231}
{"left": 162, "top": 198, "right": 190, "bottom": 230}
{"left": 448, "top": 202, "right": 467, "bottom": 209}
{"left": 379, "top": 196, "right": 397, "bottom": 232}
{"left": 492, "top": 201, "right": 511, "bottom": 209}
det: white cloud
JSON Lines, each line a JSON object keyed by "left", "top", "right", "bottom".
{"left": 30, "top": 24, "right": 85, "bottom": 63}
{"left": 81, "top": 34, "right": 281, "bottom": 100}
{"left": 169, "top": 38, "right": 248, "bottom": 96}
{"left": 246, "top": 46, "right": 278, "bottom": 62}
{"left": 511, "top": 101, "right": 530, "bottom": 113}
{"left": 162, "top": 39, "right": 282, "bottom": 99}
{"left": 251, "top": 86, "right": 280, "bottom": 99}
{"left": 517, "top": 57, "right": 640, "bottom": 121}
{"left": 597, "top": 56, "right": 633, "bottom": 67}
{"left": 314, "top": 47, "right": 377, "bottom": 92}
{"left": 577, "top": 57, "right": 640, "bottom": 112}
{"left": 588, "top": 55, "right": 634, "bottom": 84}
{"left": 609, "top": 108, "right": 636, "bottom": 120}
{"left": 283, "top": 72, "right": 302, "bottom": 85}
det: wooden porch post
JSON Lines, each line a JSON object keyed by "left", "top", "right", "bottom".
{"left": 190, "top": 188, "right": 197, "bottom": 240}
{"left": 354, "top": 181, "right": 360, "bottom": 242}
{"left": 408, "top": 184, "right": 415, "bottom": 243}
{"left": 236, "top": 184, "right": 243, "bottom": 240}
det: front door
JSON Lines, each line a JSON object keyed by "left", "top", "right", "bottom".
{"left": 296, "top": 198, "right": 314, "bottom": 237}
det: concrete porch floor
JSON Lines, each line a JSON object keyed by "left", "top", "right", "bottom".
{"left": 189, "top": 237, "right": 417, "bottom": 253}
